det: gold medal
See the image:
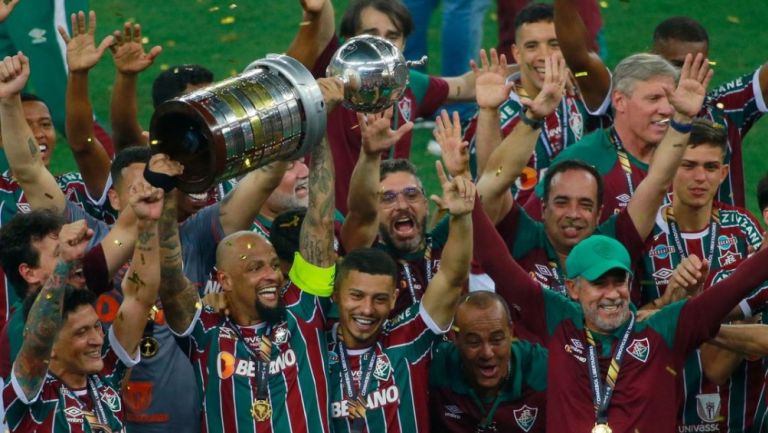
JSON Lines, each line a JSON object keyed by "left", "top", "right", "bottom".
{"left": 591, "top": 423, "right": 612, "bottom": 433}
{"left": 251, "top": 399, "right": 272, "bottom": 421}
{"left": 348, "top": 397, "right": 367, "bottom": 419}
{"left": 140, "top": 336, "right": 160, "bottom": 359}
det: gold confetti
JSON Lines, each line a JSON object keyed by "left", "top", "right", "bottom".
{"left": 489, "top": 12, "right": 497, "bottom": 22}
{"left": 160, "top": 64, "right": 169, "bottom": 71}
{"left": 86, "top": 137, "right": 93, "bottom": 143}
{"left": 726, "top": 16, "right": 741, "bottom": 24}
{"left": 220, "top": 33, "right": 239, "bottom": 43}
{"left": 150, "top": 139, "right": 160, "bottom": 145}
{"left": 220, "top": 16, "right": 236, "bottom": 25}
{"left": 229, "top": 3, "right": 238, "bottom": 9}
{"left": 599, "top": 1, "right": 608, "bottom": 8}
{"left": 230, "top": 69, "right": 238, "bottom": 77}
{"left": 195, "top": 302, "right": 202, "bottom": 309}
{"left": 495, "top": 166, "right": 502, "bottom": 177}
{"left": 141, "top": 37, "right": 149, "bottom": 44}
{"left": 166, "top": 40, "right": 177, "bottom": 48}
{"left": 208, "top": 6, "right": 220, "bottom": 12}
{"left": 240, "top": 254, "right": 247, "bottom": 260}
{"left": 716, "top": 102, "right": 725, "bottom": 110}
{"left": 247, "top": 243, "right": 252, "bottom": 249}
{"left": 708, "top": 60, "right": 717, "bottom": 66}
{"left": 45, "top": 291, "right": 53, "bottom": 300}
{"left": 574, "top": 71, "right": 588, "bottom": 78}
{"left": 114, "top": 239, "right": 123, "bottom": 246}
{"left": 244, "top": 158, "right": 252, "bottom": 168}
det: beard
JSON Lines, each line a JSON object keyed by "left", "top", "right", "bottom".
{"left": 256, "top": 296, "right": 286, "bottom": 324}
{"left": 583, "top": 302, "right": 630, "bottom": 333}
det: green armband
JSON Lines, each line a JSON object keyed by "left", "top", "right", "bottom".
{"left": 288, "top": 252, "right": 336, "bottom": 297}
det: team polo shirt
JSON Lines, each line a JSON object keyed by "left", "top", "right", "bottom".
{"left": 462, "top": 73, "right": 610, "bottom": 204}
{"left": 639, "top": 202, "right": 767, "bottom": 433}
{"left": 523, "top": 128, "right": 649, "bottom": 222}
{"left": 2, "top": 326, "right": 140, "bottom": 433}
{"left": 174, "top": 254, "right": 334, "bottom": 433}
{"left": 700, "top": 68, "right": 767, "bottom": 207}
{"left": 327, "top": 302, "right": 446, "bottom": 433}
{"left": 429, "top": 339, "right": 548, "bottom": 433}
{"left": 0, "top": 171, "right": 106, "bottom": 332}
{"left": 311, "top": 35, "right": 450, "bottom": 215}
{"left": 495, "top": 204, "right": 646, "bottom": 303}
{"left": 374, "top": 219, "right": 449, "bottom": 318}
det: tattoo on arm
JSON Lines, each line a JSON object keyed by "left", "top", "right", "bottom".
{"left": 126, "top": 271, "right": 147, "bottom": 288}
{"left": 13, "top": 261, "right": 72, "bottom": 400}
{"left": 300, "top": 138, "right": 335, "bottom": 267}
{"left": 27, "top": 138, "right": 38, "bottom": 156}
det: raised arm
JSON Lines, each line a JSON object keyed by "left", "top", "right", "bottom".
{"left": 0, "top": 53, "right": 65, "bottom": 212}
{"left": 57, "top": 11, "right": 114, "bottom": 197}
{"left": 627, "top": 53, "right": 713, "bottom": 239}
{"left": 0, "top": 0, "right": 19, "bottom": 22}
{"left": 12, "top": 220, "right": 92, "bottom": 400}
{"left": 553, "top": 0, "right": 611, "bottom": 111}
{"left": 340, "top": 108, "right": 413, "bottom": 251}
{"left": 701, "top": 324, "right": 768, "bottom": 385}
{"left": 153, "top": 155, "right": 200, "bottom": 333}
{"left": 285, "top": 0, "right": 335, "bottom": 70}
{"left": 113, "top": 178, "right": 163, "bottom": 354}
{"left": 476, "top": 54, "right": 566, "bottom": 223}
{"left": 472, "top": 48, "right": 514, "bottom": 176}
{"left": 218, "top": 161, "right": 288, "bottom": 235}
{"left": 421, "top": 162, "right": 474, "bottom": 329}
{"left": 109, "top": 21, "right": 162, "bottom": 151}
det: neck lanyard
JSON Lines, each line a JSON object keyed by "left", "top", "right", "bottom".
{"left": 57, "top": 375, "right": 109, "bottom": 430}
{"left": 226, "top": 319, "right": 272, "bottom": 401}
{"left": 608, "top": 128, "right": 635, "bottom": 197}
{"left": 399, "top": 237, "right": 433, "bottom": 304}
{"left": 338, "top": 342, "right": 378, "bottom": 433}
{"left": 585, "top": 312, "right": 635, "bottom": 425}
{"left": 547, "top": 259, "right": 567, "bottom": 295}
{"left": 667, "top": 207, "right": 720, "bottom": 266}
{"left": 467, "top": 360, "right": 511, "bottom": 433}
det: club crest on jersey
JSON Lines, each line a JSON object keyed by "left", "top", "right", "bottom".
{"left": 100, "top": 386, "right": 121, "bottom": 412}
{"left": 373, "top": 353, "right": 392, "bottom": 382}
{"left": 273, "top": 324, "right": 290, "bottom": 345}
{"left": 650, "top": 244, "right": 675, "bottom": 260}
{"left": 718, "top": 251, "right": 741, "bottom": 267}
{"left": 513, "top": 405, "right": 538, "bottom": 432}
{"left": 695, "top": 393, "right": 721, "bottom": 423}
{"left": 626, "top": 338, "right": 650, "bottom": 362}
{"left": 398, "top": 98, "right": 412, "bottom": 121}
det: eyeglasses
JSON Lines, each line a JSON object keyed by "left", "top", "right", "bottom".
{"left": 379, "top": 186, "right": 425, "bottom": 207}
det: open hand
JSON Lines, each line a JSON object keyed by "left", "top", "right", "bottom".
{"left": 433, "top": 110, "right": 469, "bottom": 178}
{"left": 472, "top": 48, "right": 513, "bottom": 110}
{"left": 357, "top": 107, "right": 413, "bottom": 156}
{"left": 58, "top": 11, "right": 114, "bottom": 73}
{"left": 110, "top": 22, "right": 162, "bottom": 75}
{"left": 521, "top": 53, "right": 567, "bottom": 120}
{"left": 667, "top": 53, "right": 714, "bottom": 118}
{"left": 430, "top": 160, "right": 476, "bottom": 216}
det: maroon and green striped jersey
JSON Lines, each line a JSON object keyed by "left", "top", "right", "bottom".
{"left": 639, "top": 202, "right": 767, "bottom": 433}
{"left": 462, "top": 73, "right": 611, "bottom": 204}
{"left": 471, "top": 200, "right": 768, "bottom": 433}
{"left": 523, "top": 128, "right": 649, "bottom": 223}
{"left": 175, "top": 258, "right": 333, "bottom": 433}
{"left": 700, "top": 69, "right": 767, "bottom": 207}
{"left": 2, "top": 327, "right": 139, "bottom": 433}
{"left": 429, "top": 338, "right": 548, "bottom": 433}
{"left": 327, "top": 302, "right": 445, "bottom": 433}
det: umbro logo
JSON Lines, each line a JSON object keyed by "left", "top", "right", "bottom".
{"left": 652, "top": 268, "right": 673, "bottom": 281}
{"left": 444, "top": 404, "right": 462, "bottom": 419}
{"left": 29, "top": 28, "right": 47, "bottom": 44}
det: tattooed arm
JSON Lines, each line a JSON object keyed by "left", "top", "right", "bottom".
{"left": 153, "top": 155, "right": 201, "bottom": 333}
{"left": 299, "top": 135, "right": 336, "bottom": 267}
{"left": 114, "top": 179, "right": 164, "bottom": 354}
{"left": 0, "top": 53, "right": 65, "bottom": 212}
{"left": 13, "top": 221, "right": 93, "bottom": 401}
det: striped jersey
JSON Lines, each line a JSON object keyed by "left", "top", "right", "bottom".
{"left": 699, "top": 69, "right": 767, "bottom": 207}
{"left": 2, "top": 327, "right": 139, "bottom": 433}
{"left": 462, "top": 73, "right": 610, "bottom": 205}
{"left": 0, "top": 171, "right": 103, "bottom": 331}
{"left": 639, "top": 202, "right": 767, "bottom": 433}
{"left": 328, "top": 302, "right": 445, "bottom": 433}
{"left": 176, "top": 279, "right": 332, "bottom": 433}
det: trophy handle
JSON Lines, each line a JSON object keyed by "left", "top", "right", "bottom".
{"left": 405, "top": 56, "right": 428, "bottom": 68}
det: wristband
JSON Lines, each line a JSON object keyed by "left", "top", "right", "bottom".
{"left": 670, "top": 117, "right": 692, "bottom": 134}
{"left": 519, "top": 107, "right": 544, "bottom": 129}
{"left": 143, "top": 166, "right": 178, "bottom": 192}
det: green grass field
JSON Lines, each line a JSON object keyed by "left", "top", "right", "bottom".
{"left": 51, "top": 0, "right": 768, "bottom": 218}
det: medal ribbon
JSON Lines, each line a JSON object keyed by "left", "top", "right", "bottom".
{"left": 338, "top": 342, "right": 378, "bottom": 433}
{"left": 227, "top": 319, "right": 272, "bottom": 403}
{"left": 667, "top": 207, "right": 720, "bottom": 266}
{"left": 399, "top": 236, "right": 433, "bottom": 304}
{"left": 56, "top": 375, "right": 110, "bottom": 430}
{"left": 608, "top": 128, "right": 636, "bottom": 197}
{"left": 585, "top": 312, "right": 636, "bottom": 425}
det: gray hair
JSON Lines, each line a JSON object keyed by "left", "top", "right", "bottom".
{"left": 613, "top": 53, "right": 679, "bottom": 96}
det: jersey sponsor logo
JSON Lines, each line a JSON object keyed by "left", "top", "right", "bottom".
{"left": 616, "top": 194, "right": 631, "bottom": 205}
{"left": 28, "top": 28, "right": 47, "bottom": 44}
{"left": 650, "top": 244, "right": 675, "bottom": 260}
{"left": 100, "top": 386, "right": 122, "bottom": 412}
{"left": 717, "top": 234, "right": 736, "bottom": 250}
{"left": 15, "top": 202, "right": 30, "bottom": 213}
{"left": 626, "top": 338, "right": 650, "bottom": 362}
{"left": 678, "top": 424, "right": 721, "bottom": 432}
{"left": 398, "top": 98, "right": 412, "bottom": 122}
{"left": 513, "top": 404, "right": 538, "bottom": 432}
{"left": 695, "top": 393, "right": 722, "bottom": 423}
{"left": 372, "top": 353, "right": 392, "bottom": 382}
{"left": 565, "top": 338, "right": 584, "bottom": 355}
{"left": 217, "top": 349, "right": 297, "bottom": 379}
{"left": 717, "top": 251, "right": 741, "bottom": 267}
{"left": 443, "top": 404, "right": 463, "bottom": 420}
{"left": 534, "top": 264, "right": 552, "bottom": 278}
{"left": 515, "top": 166, "right": 539, "bottom": 191}
{"left": 652, "top": 268, "right": 674, "bottom": 284}
{"left": 331, "top": 385, "right": 400, "bottom": 418}
{"left": 64, "top": 406, "right": 84, "bottom": 424}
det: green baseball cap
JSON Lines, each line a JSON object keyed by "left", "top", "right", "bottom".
{"left": 566, "top": 235, "right": 632, "bottom": 281}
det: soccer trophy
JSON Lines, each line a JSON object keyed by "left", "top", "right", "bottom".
{"left": 149, "top": 54, "right": 326, "bottom": 193}
{"left": 326, "top": 35, "right": 426, "bottom": 113}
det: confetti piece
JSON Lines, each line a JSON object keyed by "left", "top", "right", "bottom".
{"left": 166, "top": 40, "right": 177, "bottom": 48}
{"left": 86, "top": 137, "right": 93, "bottom": 143}
{"left": 245, "top": 158, "right": 252, "bottom": 168}
{"left": 220, "top": 33, "right": 239, "bottom": 43}
{"left": 240, "top": 254, "right": 247, "bottom": 260}
{"left": 195, "top": 302, "right": 202, "bottom": 309}
{"left": 495, "top": 166, "right": 502, "bottom": 177}
{"left": 209, "top": 6, "right": 220, "bottom": 12}
{"left": 160, "top": 64, "right": 169, "bottom": 71}
{"left": 114, "top": 239, "right": 123, "bottom": 246}
{"left": 726, "top": 16, "right": 741, "bottom": 24}
{"left": 230, "top": 69, "right": 238, "bottom": 76}
{"left": 150, "top": 139, "right": 160, "bottom": 145}
{"left": 221, "top": 16, "right": 236, "bottom": 25}
{"left": 489, "top": 12, "right": 497, "bottom": 22}
{"left": 229, "top": 3, "right": 238, "bottom": 9}
{"left": 708, "top": 60, "right": 717, "bottom": 66}
{"left": 574, "top": 71, "right": 588, "bottom": 78}
{"left": 45, "top": 292, "right": 53, "bottom": 300}
{"left": 141, "top": 37, "right": 149, "bottom": 44}
{"left": 599, "top": 1, "right": 608, "bottom": 8}
{"left": 247, "top": 243, "right": 252, "bottom": 249}
{"left": 716, "top": 102, "right": 725, "bottom": 110}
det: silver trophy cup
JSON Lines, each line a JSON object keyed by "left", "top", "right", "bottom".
{"left": 149, "top": 55, "right": 326, "bottom": 193}
{"left": 326, "top": 35, "right": 426, "bottom": 113}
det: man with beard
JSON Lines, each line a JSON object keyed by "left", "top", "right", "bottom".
{"left": 429, "top": 291, "right": 548, "bottom": 433}
{"left": 470, "top": 200, "right": 768, "bottom": 432}
{"left": 156, "top": 131, "right": 338, "bottom": 432}
{"left": 328, "top": 164, "right": 474, "bottom": 433}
